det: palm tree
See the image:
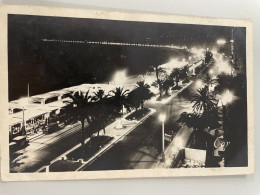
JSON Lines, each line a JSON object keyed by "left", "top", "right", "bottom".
{"left": 203, "top": 73, "right": 217, "bottom": 87}
{"left": 109, "top": 87, "right": 131, "bottom": 115}
{"left": 177, "top": 112, "right": 207, "bottom": 149}
{"left": 180, "top": 65, "right": 189, "bottom": 78}
{"left": 135, "top": 81, "right": 154, "bottom": 109}
{"left": 170, "top": 68, "right": 181, "bottom": 88}
{"left": 191, "top": 86, "right": 217, "bottom": 114}
{"left": 177, "top": 112, "right": 202, "bottom": 131}
{"left": 128, "top": 89, "right": 141, "bottom": 111}
{"left": 180, "top": 65, "right": 190, "bottom": 83}
{"left": 154, "top": 66, "right": 166, "bottom": 98}
{"left": 91, "top": 99, "right": 109, "bottom": 136}
{"left": 91, "top": 89, "right": 107, "bottom": 101}
{"left": 68, "top": 90, "right": 92, "bottom": 145}
{"left": 215, "top": 72, "right": 233, "bottom": 94}
{"left": 162, "top": 76, "right": 174, "bottom": 96}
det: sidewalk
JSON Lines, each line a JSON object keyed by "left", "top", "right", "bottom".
{"left": 154, "top": 61, "right": 215, "bottom": 169}
{"left": 154, "top": 126, "right": 193, "bottom": 169}
{"left": 36, "top": 108, "right": 156, "bottom": 172}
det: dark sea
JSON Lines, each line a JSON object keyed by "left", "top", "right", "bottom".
{"left": 8, "top": 43, "right": 190, "bottom": 101}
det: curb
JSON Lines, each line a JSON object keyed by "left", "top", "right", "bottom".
{"left": 35, "top": 108, "right": 156, "bottom": 172}
{"left": 76, "top": 108, "right": 156, "bottom": 171}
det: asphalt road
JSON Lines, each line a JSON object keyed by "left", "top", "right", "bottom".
{"left": 10, "top": 122, "right": 82, "bottom": 172}
{"left": 82, "top": 63, "right": 213, "bottom": 171}
{"left": 10, "top": 59, "right": 214, "bottom": 173}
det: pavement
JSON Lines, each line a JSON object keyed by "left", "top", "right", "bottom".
{"left": 10, "top": 58, "right": 215, "bottom": 173}
{"left": 154, "top": 126, "right": 193, "bottom": 169}
{"left": 83, "top": 60, "right": 215, "bottom": 171}
{"left": 82, "top": 78, "right": 199, "bottom": 171}
{"left": 36, "top": 108, "right": 155, "bottom": 172}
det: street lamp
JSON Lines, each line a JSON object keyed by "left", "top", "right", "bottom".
{"left": 112, "top": 69, "right": 127, "bottom": 85}
{"left": 216, "top": 39, "right": 227, "bottom": 45}
{"left": 22, "top": 106, "right": 26, "bottom": 135}
{"left": 196, "top": 80, "right": 203, "bottom": 88}
{"left": 221, "top": 90, "right": 233, "bottom": 106}
{"left": 159, "top": 113, "right": 166, "bottom": 162}
{"left": 219, "top": 90, "right": 234, "bottom": 138}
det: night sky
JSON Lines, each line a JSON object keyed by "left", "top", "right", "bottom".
{"left": 8, "top": 14, "right": 245, "bottom": 101}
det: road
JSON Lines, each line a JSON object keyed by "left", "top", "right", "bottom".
{"left": 10, "top": 59, "right": 214, "bottom": 173}
{"left": 82, "top": 62, "right": 213, "bottom": 171}
{"left": 10, "top": 122, "right": 83, "bottom": 172}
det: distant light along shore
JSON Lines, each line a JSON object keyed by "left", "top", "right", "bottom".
{"left": 41, "top": 39, "right": 187, "bottom": 50}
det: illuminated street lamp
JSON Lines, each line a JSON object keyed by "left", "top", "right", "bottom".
{"left": 221, "top": 90, "right": 233, "bottom": 106}
{"left": 216, "top": 39, "right": 227, "bottom": 45}
{"left": 19, "top": 98, "right": 30, "bottom": 140}
{"left": 159, "top": 113, "right": 166, "bottom": 161}
{"left": 219, "top": 90, "right": 234, "bottom": 138}
{"left": 112, "top": 70, "right": 127, "bottom": 85}
{"left": 22, "top": 106, "right": 25, "bottom": 133}
{"left": 196, "top": 80, "right": 203, "bottom": 88}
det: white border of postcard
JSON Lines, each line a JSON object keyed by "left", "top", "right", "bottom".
{"left": 0, "top": 5, "right": 254, "bottom": 181}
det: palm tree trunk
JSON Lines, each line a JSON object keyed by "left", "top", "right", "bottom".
{"left": 155, "top": 66, "right": 162, "bottom": 98}
{"left": 103, "top": 123, "right": 106, "bottom": 135}
{"left": 176, "top": 76, "right": 179, "bottom": 87}
{"left": 193, "top": 130, "right": 196, "bottom": 148}
{"left": 80, "top": 119, "right": 85, "bottom": 146}
{"left": 165, "top": 88, "right": 169, "bottom": 95}
{"left": 141, "top": 101, "right": 144, "bottom": 110}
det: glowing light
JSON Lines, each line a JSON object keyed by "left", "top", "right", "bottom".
{"left": 112, "top": 70, "right": 127, "bottom": 85}
{"left": 209, "top": 69, "right": 214, "bottom": 75}
{"left": 160, "top": 58, "right": 187, "bottom": 74}
{"left": 221, "top": 90, "right": 233, "bottom": 105}
{"left": 211, "top": 48, "right": 218, "bottom": 55}
{"left": 190, "top": 47, "right": 205, "bottom": 58}
{"left": 216, "top": 59, "right": 232, "bottom": 75}
{"left": 144, "top": 75, "right": 154, "bottom": 85}
{"left": 182, "top": 58, "right": 186, "bottom": 62}
{"left": 188, "top": 56, "right": 192, "bottom": 60}
{"left": 216, "top": 39, "right": 227, "bottom": 45}
{"left": 159, "top": 113, "right": 166, "bottom": 123}
{"left": 196, "top": 80, "right": 203, "bottom": 88}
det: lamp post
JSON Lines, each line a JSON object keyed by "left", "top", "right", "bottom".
{"left": 159, "top": 113, "right": 166, "bottom": 162}
{"left": 22, "top": 106, "right": 25, "bottom": 127}
{"left": 220, "top": 90, "right": 234, "bottom": 138}
{"left": 196, "top": 80, "right": 203, "bottom": 88}
{"left": 27, "top": 83, "right": 30, "bottom": 97}
{"left": 19, "top": 99, "right": 29, "bottom": 139}
{"left": 216, "top": 39, "right": 227, "bottom": 45}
